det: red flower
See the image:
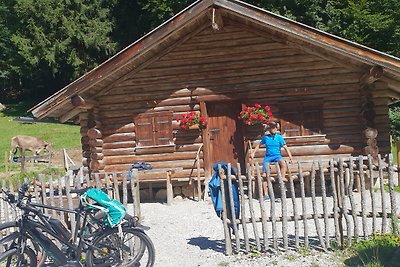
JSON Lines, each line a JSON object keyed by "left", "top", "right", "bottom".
{"left": 238, "top": 103, "right": 272, "bottom": 125}
{"left": 177, "top": 112, "right": 208, "bottom": 130}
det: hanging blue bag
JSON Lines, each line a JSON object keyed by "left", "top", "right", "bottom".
{"left": 208, "top": 162, "right": 240, "bottom": 221}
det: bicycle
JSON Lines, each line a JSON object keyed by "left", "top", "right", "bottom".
{"left": 0, "top": 184, "right": 155, "bottom": 267}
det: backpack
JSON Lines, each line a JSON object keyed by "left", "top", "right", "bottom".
{"left": 128, "top": 162, "right": 152, "bottom": 180}
{"left": 208, "top": 162, "right": 240, "bottom": 221}
{"left": 81, "top": 188, "right": 126, "bottom": 228}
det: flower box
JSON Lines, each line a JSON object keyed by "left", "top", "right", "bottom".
{"left": 177, "top": 112, "right": 208, "bottom": 130}
{"left": 238, "top": 103, "right": 273, "bottom": 125}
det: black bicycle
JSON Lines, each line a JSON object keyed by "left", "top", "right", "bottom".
{"left": 0, "top": 184, "right": 155, "bottom": 267}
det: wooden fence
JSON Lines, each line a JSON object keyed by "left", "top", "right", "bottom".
{"left": 0, "top": 170, "right": 141, "bottom": 233}
{"left": 218, "top": 154, "right": 400, "bottom": 255}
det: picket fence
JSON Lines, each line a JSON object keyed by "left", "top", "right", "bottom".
{"left": 217, "top": 154, "right": 400, "bottom": 255}
{"left": 0, "top": 170, "right": 141, "bottom": 235}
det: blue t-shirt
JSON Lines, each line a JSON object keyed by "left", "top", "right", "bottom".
{"left": 260, "top": 133, "right": 286, "bottom": 157}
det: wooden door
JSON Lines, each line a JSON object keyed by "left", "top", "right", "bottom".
{"left": 206, "top": 101, "right": 245, "bottom": 169}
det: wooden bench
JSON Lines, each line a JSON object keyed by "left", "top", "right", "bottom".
{"left": 131, "top": 167, "right": 184, "bottom": 205}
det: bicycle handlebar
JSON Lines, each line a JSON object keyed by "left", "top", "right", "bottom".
{"left": 70, "top": 188, "right": 90, "bottom": 195}
{"left": 70, "top": 187, "right": 110, "bottom": 195}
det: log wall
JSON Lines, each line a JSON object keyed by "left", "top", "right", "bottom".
{"left": 93, "top": 21, "right": 391, "bottom": 180}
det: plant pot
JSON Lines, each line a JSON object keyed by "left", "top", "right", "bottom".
{"left": 188, "top": 124, "right": 199, "bottom": 129}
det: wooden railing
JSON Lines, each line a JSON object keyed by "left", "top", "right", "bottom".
{"left": 217, "top": 154, "right": 400, "bottom": 255}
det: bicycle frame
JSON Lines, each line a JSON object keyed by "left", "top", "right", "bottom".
{"left": 12, "top": 202, "right": 102, "bottom": 266}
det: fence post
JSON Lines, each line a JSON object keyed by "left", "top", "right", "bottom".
{"left": 388, "top": 154, "right": 399, "bottom": 235}
{"left": 318, "top": 160, "right": 329, "bottom": 249}
{"left": 247, "top": 163, "right": 261, "bottom": 251}
{"left": 378, "top": 154, "right": 387, "bottom": 233}
{"left": 368, "top": 154, "right": 377, "bottom": 233}
{"left": 330, "top": 159, "right": 341, "bottom": 247}
{"left": 359, "top": 155, "right": 368, "bottom": 238}
{"left": 348, "top": 157, "right": 359, "bottom": 240}
{"left": 237, "top": 163, "right": 250, "bottom": 253}
{"left": 276, "top": 163, "right": 288, "bottom": 250}
{"left": 131, "top": 169, "right": 141, "bottom": 222}
{"left": 298, "top": 162, "right": 309, "bottom": 248}
{"left": 310, "top": 161, "right": 326, "bottom": 250}
{"left": 218, "top": 164, "right": 232, "bottom": 256}
{"left": 227, "top": 164, "right": 240, "bottom": 253}
{"left": 339, "top": 157, "right": 352, "bottom": 247}
{"left": 4, "top": 152, "right": 10, "bottom": 184}
{"left": 397, "top": 141, "right": 400, "bottom": 186}
{"left": 255, "top": 162, "right": 269, "bottom": 251}
{"left": 288, "top": 161, "right": 299, "bottom": 249}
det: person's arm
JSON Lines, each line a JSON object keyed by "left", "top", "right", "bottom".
{"left": 283, "top": 145, "right": 293, "bottom": 163}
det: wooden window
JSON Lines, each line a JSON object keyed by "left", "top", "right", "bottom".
{"left": 135, "top": 111, "right": 174, "bottom": 147}
{"left": 279, "top": 100, "right": 323, "bottom": 137}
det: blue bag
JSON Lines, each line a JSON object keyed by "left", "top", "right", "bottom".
{"left": 208, "top": 162, "right": 240, "bottom": 221}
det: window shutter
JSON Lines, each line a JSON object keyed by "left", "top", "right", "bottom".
{"left": 154, "top": 111, "right": 173, "bottom": 145}
{"left": 135, "top": 114, "right": 154, "bottom": 147}
{"left": 280, "top": 101, "right": 323, "bottom": 137}
{"left": 280, "top": 103, "right": 302, "bottom": 137}
{"left": 302, "top": 107, "right": 322, "bottom": 135}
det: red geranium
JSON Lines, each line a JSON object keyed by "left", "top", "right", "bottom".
{"left": 238, "top": 103, "right": 273, "bottom": 125}
{"left": 177, "top": 112, "right": 208, "bottom": 129}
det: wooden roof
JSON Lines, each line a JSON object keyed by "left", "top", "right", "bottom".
{"left": 31, "top": 0, "right": 400, "bottom": 120}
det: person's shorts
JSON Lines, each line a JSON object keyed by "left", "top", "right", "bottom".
{"left": 262, "top": 155, "right": 283, "bottom": 172}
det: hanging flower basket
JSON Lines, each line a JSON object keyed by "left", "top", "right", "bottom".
{"left": 177, "top": 112, "right": 208, "bottom": 130}
{"left": 238, "top": 103, "right": 273, "bottom": 125}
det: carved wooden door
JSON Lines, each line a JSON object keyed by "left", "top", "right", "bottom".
{"left": 206, "top": 101, "right": 245, "bottom": 169}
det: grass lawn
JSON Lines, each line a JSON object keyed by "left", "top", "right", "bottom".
{"left": 0, "top": 102, "right": 81, "bottom": 173}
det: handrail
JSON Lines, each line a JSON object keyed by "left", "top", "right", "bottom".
{"left": 195, "top": 144, "right": 203, "bottom": 201}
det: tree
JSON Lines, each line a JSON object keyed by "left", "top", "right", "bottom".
{"left": 0, "top": 0, "right": 118, "bottom": 100}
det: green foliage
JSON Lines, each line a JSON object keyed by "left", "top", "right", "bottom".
{"left": 0, "top": 0, "right": 118, "bottom": 100}
{"left": 344, "top": 233, "right": 400, "bottom": 267}
{"left": 389, "top": 105, "right": 400, "bottom": 141}
{"left": 374, "top": 185, "right": 400, "bottom": 193}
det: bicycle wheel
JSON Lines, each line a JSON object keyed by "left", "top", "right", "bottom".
{"left": 0, "top": 222, "right": 46, "bottom": 267}
{"left": 86, "top": 227, "right": 155, "bottom": 267}
{"left": 0, "top": 246, "right": 37, "bottom": 267}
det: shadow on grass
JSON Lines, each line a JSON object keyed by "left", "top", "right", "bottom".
{"left": 344, "top": 246, "right": 400, "bottom": 267}
{"left": 343, "top": 233, "right": 400, "bottom": 267}
{"left": 1, "top": 101, "right": 74, "bottom": 124}
{"left": 0, "top": 102, "right": 36, "bottom": 117}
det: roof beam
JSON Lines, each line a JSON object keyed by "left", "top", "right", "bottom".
{"left": 388, "top": 89, "right": 400, "bottom": 99}
{"left": 59, "top": 107, "right": 82, "bottom": 123}
{"left": 386, "top": 79, "right": 400, "bottom": 93}
{"left": 211, "top": 8, "right": 224, "bottom": 31}
{"left": 360, "top": 66, "right": 383, "bottom": 85}
{"left": 71, "top": 95, "right": 97, "bottom": 109}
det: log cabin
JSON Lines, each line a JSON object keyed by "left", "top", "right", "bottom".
{"left": 30, "top": 0, "right": 400, "bottom": 195}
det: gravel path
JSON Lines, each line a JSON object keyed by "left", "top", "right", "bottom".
{"left": 141, "top": 199, "right": 342, "bottom": 267}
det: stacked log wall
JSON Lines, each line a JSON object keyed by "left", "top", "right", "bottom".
{"left": 79, "top": 112, "right": 90, "bottom": 174}
{"left": 96, "top": 23, "right": 391, "bottom": 179}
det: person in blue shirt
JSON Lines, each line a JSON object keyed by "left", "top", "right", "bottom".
{"left": 251, "top": 122, "right": 293, "bottom": 201}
